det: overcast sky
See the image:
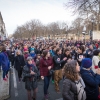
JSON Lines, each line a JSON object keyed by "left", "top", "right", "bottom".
{"left": 0, "top": 0, "right": 76, "bottom": 35}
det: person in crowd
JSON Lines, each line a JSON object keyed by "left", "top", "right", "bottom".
{"left": 23, "top": 44, "right": 29, "bottom": 52}
{"left": 86, "top": 44, "right": 93, "bottom": 59}
{"left": 62, "top": 60, "right": 86, "bottom": 100}
{"left": 49, "top": 46, "right": 56, "bottom": 57}
{"left": 36, "top": 54, "right": 41, "bottom": 70}
{"left": 0, "top": 46, "right": 10, "bottom": 81}
{"left": 10, "top": 47, "right": 15, "bottom": 67}
{"left": 0, "top": 45, "right": 2, "bottom": 71}
{"left": 95, "top": 42, "right": 99, "bottom": 49}
{"left": 92, "top": 50, "right": 100, "bottom": 73}
{"left": 75, "top": 46, "right": 85, "bottom": 67}
{"left": 15, "top": 46, "right": 22, "bottom": 56}
{"left": 81, "top": 58, "right": 100, "bottom": 100}
{"left": 30, "top": 44, "right": 35, "bottom": 53}
{"left": 40, "top": 50, "right": 54, "bottom": 100}
{"left": 98, "top": 45, "right": 100, "bottom": 50}
{"left": 53, "top": 48, "right": 67, "bottom": 93}
{"left": 24, "top": 51, "right": 30, "bottom": 61}
{"left": 14, "top": 50, "right": 25, "bottom": 82}
{"left": 49, "top": 45, "right": 57, "bottom": 83}
{"left": 30, "top": 50, "right": 36, "bottom": 59}
{"left": 22, "top": 57, "right": 38, "bottom": 100}
{"left": 36, "top": 54, "right": 41, "bottom": 81}
{"left": 61, "top": 48, "right": 72, "bottom": 68}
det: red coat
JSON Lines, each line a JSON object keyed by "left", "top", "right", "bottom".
{"left": 40, "top": 57, "right": 54, "bottom": 76}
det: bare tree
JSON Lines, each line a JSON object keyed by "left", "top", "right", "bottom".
{"left": 66, "top": 0, "right": 100, "bottom": 31}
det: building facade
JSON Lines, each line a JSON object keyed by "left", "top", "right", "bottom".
{"left": 0, "top": 12, "right": 6, "bottom": 40}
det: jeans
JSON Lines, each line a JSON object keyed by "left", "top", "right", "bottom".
{"left": 44, "top": 76, "right": 51, "bottom": 95}
{"left": 3, "top": 70, "right": 8, "bottom": 78}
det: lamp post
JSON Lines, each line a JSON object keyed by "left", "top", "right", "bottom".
{"left": 90, "top": 18, "right": 94, "bottom": 43}
{"left": 82, "top": 26, "right": 86, "bottom": 45}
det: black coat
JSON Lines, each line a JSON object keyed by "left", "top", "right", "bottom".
{"left": 14, "top": 55, "right": 25, "bottom": 70}
{"left": 86, "top": 49, "right": 93, "bottom": 59}
{"left": 61, "top": 54, "right": 72, "bottom": 68}
{"left": 9, "top": 51, "right": 15, "bottom": 61}
{"left": 74, "top": 52, "right": 85, "bottom": 67}
{"left": 53, "top": 54, "right": 64, "bottom": 70}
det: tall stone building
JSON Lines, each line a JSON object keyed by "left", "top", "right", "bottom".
{"left": 0, "top": 12, "right": 6, "bottom": 40}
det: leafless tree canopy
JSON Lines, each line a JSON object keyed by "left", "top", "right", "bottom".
{"left": 66, "top": 0, "right": 100, "bottom": 31}
{"left": 13, "top": 0, "right": 100, "bottom": 39}
{"left": 13, "top": 19, "right": 68, "bottom": 39}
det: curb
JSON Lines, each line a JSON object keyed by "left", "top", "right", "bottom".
{"left": 0, "top": 70, "right": 11, "bottom": 100}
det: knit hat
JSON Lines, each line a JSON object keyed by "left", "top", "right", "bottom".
{"left": 27, "top": 56, "right": 32, "bottom": 61}
{"left": 82, "top": 58, "right": 92, "bottom": 68}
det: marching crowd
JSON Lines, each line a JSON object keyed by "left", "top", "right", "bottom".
{"left": 0, "top": 39, "right": 100, "bottom": 100}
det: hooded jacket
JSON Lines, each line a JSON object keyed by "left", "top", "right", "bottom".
{"left": 80, "top": 68, "right": 100, "bottom": 100}
{"left": 0, "top": 52, "right": 10, "bottom": 71}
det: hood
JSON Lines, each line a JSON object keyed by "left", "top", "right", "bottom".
{"left": 80, "top": 68, "right": 90, "bottom": 75}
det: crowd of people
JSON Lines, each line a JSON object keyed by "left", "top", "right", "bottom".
{"left": 0, "top": 39, "right": 100, "bottom": 100}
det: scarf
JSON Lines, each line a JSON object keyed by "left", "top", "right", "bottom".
{"left": 27, "top": 63, "right": 34, "bottom": 68}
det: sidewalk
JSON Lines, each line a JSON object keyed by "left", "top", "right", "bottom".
{"left": 0, "top": 71, "right": 10, "bottom": 100}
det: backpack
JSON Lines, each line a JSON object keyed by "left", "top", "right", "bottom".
{"left": 75, "top": 80, "right": 86, "bottom": 100}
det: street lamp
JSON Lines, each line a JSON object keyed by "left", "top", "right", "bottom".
{"left": 90, "top": 17, "right": 94, "bottom": 42}
{"left": 82, "top": 26, "right": 86, "bottom": 45}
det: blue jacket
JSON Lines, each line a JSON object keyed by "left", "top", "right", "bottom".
{"left": 30, "top": 52, "right": 36, "bottom": 59}
{"left": 80, "top": 68, "right": 100, "bottom": 100}
{"left": 49, "top": 50, "right": 56, "bottom": 57}
{"left": 0, "top": 52, "right": 10, "bottom": 71}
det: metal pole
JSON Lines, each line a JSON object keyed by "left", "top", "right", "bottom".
{"left": 84, "top": 34, "right": 85, "bottom": 45}
{"left": 91, "top": 21, "right": 93, "bottom": 42}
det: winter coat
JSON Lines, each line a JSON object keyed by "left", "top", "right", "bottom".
{"left": 92, "top": 56, "right": 100, "bottom": 73}
{"left": 36, "top": 58, "right": 40, "bottom": 69}
{"left": 76, "top": 53, "right": 85, "bottom": 67}
{"left": 40, "top": 57, "right": 54, "bottom": 76}
{"left": 86, "top": 49, "right": 93, "bottom": 59}
{"left": 9, "top": 50, "right": 15, "bottom": 62}
{"left": 22, "top": 64, "right": 39, "bottom": 90}
{"left": 62, "top": 78, "right": 78, "bottom": 100}
{"left": 49, "top": 50, "right": 56, "bottom": 57}
{"left": 30, "top": 52, "right": 36, "bottom": 59}
{"left": 61, "top": 54, "right": 72, "bottom": 68}
{"left": 80, "top": 68, "right": 100, "bottom": 100}
{"left": 0, "top": 52, "right": 10, "bottom": 71}
{"left": 24, "top": 53, "right": 30, "bottom": 61}
{"left": 14, "top": 55, "right": 25, "bottom": 71}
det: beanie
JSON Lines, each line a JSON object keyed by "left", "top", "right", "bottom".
{"left": 82, "top": 58, "right": 92, "bottom": 68}
{"left": 27, "top": 56, "right": 32, "bottom": 61}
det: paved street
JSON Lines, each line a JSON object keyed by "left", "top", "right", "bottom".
{"left": 8, "top": 67, "right": 63, "bottom": 100}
